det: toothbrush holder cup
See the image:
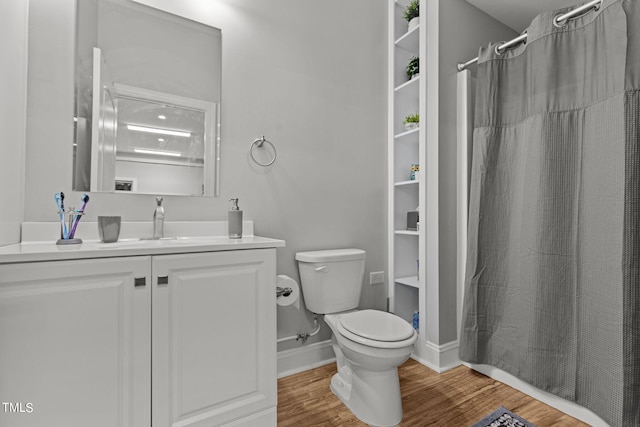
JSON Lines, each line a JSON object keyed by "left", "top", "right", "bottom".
{"left": 98, "top": 216, "right": 121, "bottom": 243}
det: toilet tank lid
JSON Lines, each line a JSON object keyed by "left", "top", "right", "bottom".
{"left": 295, "top": 248, "right": 366, "bottom": 263}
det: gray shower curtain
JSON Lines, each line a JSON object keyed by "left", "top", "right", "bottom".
{"left": 459, "top": 1, "right": 640, "bottom": 426}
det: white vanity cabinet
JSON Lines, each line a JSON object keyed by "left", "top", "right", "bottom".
{"left": 152, "top": 249, "right": 277, "bottom": 427}
{"left": 0, "top": 256, "right": 152, "bottom": 427}
{"left": 0, "top": 245, "right": 278, "bottom": 427}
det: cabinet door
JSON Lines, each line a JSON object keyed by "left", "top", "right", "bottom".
{"left": 152, "top": 249, "right": 276, "bottom": 427}
{"left": 0, "top": 256, "right": 151, "bottom": 427}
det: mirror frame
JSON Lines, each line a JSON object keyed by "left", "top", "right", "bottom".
{"left": 103, "top": 83, "right": 219, "bottom": 197}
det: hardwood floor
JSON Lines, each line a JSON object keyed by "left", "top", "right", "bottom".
{"left": 277, "top": 358, "right": 590, "bottom": 426}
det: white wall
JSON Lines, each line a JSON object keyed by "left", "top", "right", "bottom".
{"left": 0, "top": 0, "right": 28, "bottom": 246}
{"left": 24, "top": 0, "right": 388, "bottom": 347}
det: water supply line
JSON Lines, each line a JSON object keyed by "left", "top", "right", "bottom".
{"left": 276, "top": 314, "right": 321, "bottom": 344}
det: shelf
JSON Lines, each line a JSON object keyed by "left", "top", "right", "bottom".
{"left": 396, "top": 275, "right": 420, "bottom": 289}
{"left": 395, "top": 76, "right": 419, "bottom": 93}
{"left": 389, "top": 0, "right": 424, "bottom": 344}
{"left": 395, "top": 179, "right": 419, "bottom": 187}
{"left": 395, "top": 230, "right": 419, "bottom": 236}
{"left": 395, "top": 127, "right": 419, "bottom": 140}
{"left": 395, "top": 25, "right": 419, "bottom": 52}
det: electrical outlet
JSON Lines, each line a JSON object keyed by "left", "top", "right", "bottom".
{"left": 369, "top": 271, "right": 385, "bottom": 285}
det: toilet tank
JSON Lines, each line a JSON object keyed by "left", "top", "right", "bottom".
{"left": 295, "top": 249, "right": 366, "bottom": 314}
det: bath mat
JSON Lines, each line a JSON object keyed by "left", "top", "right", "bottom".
{"left": 471, "top": 406, "right": 537, "bottom": 427}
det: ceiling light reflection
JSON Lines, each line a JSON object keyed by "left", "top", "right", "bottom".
{"left": 127, "top": 124, "right": 190, "bottom": 137}
{"left": 134, "top": 148, "right": 182, "bottom": 157}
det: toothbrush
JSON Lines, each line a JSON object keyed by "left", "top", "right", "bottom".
{"left": 61, "top": 192, "right": 68, "bottom": 238}
{"left": 54, "top": 192, "right": 68, "bottom": 239}
{"left": 61, "top": 192, "right": 68, "bottom": 239}
{"left": 69, "top": 193, "right": 90, "bottom": 239}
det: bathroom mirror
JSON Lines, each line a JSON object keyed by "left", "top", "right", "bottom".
{"left": 73, "top": 0, "right": 221, "bottom": 196}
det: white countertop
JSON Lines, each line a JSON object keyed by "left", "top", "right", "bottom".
{"left": 0, "top": 235, "right": 285, "bottom": 264}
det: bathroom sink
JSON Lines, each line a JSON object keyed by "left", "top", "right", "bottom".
{"left": 139, "top": 236, "right": 178, "bottom": 241}
{"left": 90, "top": 235, "right": 277, "bottom": 253}
{"left": 135, "top": 236, "right": 213, "bottom": 246}
{"left": 96, "top": 239, "right": 147, "bottom": 249}
{"left": 96, "top": 237, "right": 182, "bottom": 249}
{"left": 97, "top": 236, "right": 226, "bottom": 248}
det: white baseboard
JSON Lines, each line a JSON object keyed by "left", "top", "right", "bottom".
{"left": 412, "top": 339, "right": 461, "bottom": 373}
{"left": 277, "top": 340, "right": 336, "bottom": 379}
{"left": 466, "top": 363, "right": 611, "bottom": 427}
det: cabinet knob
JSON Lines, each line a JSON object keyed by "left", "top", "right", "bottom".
{"left": 158, "top": 275, "right": 169, "bottom": 285}
{"left": 134, "top": 277, "right": 146, "bottom": 287}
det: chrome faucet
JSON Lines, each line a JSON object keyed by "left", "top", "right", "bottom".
{"left": 153, "top": 196, "right": 165, "bottom": 239}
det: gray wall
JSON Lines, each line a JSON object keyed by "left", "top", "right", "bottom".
{"left": 24, "top": 0, "right": 388, "bottom": 347}
{"left": 0, "top": 0, "right": 28, "bottom": 246}
{"left": 436, "top": 0, "right": 517, "bottom": 343}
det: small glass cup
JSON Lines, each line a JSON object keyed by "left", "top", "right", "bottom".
{"left": 98, "top": 216, "right": 121, "bottom": 243}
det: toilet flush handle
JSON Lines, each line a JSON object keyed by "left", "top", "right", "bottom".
{"left": 315, "top": 265, "right": 328, "bottom": 272}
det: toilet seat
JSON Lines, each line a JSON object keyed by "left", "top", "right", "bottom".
{"left": 334, "top": 310, "right": 417, "bottom": 349}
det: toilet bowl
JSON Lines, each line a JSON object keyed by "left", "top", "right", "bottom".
{"left": 325, "top": 310, "right": 417, "bottom": 427}
{"left": 295, "top": 249, "right": 418, "bottom": 427}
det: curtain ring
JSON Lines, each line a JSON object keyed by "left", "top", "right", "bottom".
{"left": 553, "top": 0, "right": 601, "bottom": 28}
{"left": 553, "top": 14, "right": 570, "bottom": 27}
{"left": 250, "top": 136, "right": 277, "bottom": 167}
{"left": 494, "top": 42, "right": 506, "bottom": 56}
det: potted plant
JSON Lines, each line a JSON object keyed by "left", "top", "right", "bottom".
{"left": 403, "top": 113, "right": 419, "bottom": 130}
{"left": 404, "top": 0, "right": 420, "bottom": 32}
{"left": 406, "top": 56, "right": 419, "bottom": 80}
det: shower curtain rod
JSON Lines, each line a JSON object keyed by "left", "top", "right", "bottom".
{"left": 456, "top": 0, "right": 602, "bottom": 72}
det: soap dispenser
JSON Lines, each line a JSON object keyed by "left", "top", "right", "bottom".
{"left": 153, "top": 196, "right": 165, "bottom": 239}
{"left": 228, "top": 198, "right": 243, "bottom": 239}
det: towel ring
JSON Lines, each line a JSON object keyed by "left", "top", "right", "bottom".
{"left": 250, "top": 136, "right": 277, "bottom": 167}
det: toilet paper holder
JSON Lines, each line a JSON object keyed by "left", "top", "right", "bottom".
{"left": 276, "top": 286, "right": 293, "bottom": 298}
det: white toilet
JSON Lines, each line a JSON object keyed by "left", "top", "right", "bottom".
{"left": 295, "top": 248, "right": 417, "bottom": 427}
